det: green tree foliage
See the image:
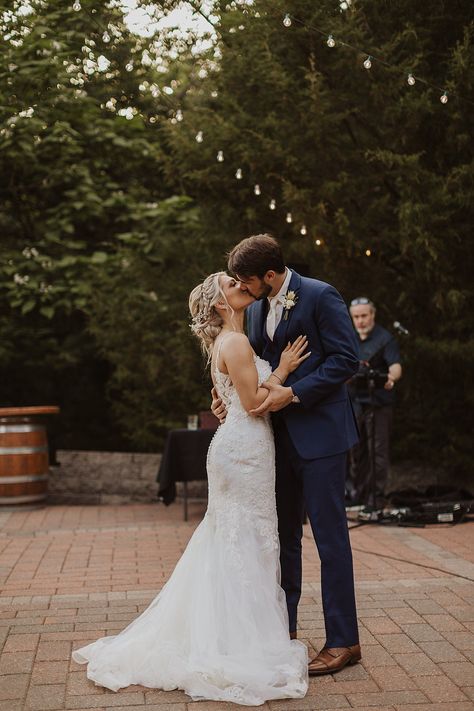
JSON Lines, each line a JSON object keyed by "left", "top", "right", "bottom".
{"left": 163, "top": 0, "right": 474, "bottom": 478}
{"left": 0, "top": 0, "right": 171, "bottom": 316}
{"left": 85, "top": 196, "right": 223, "bottom": 449}
{"left": 0, "top": 0, "right": 215, "bottom": 447}
{"left": 1, "top": 1, "right": 473, "bottom": 475}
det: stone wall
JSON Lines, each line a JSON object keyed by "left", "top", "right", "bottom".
{"left": 48, "top": 450, "right": 162, "bottom": 504}
{"left": 48, "top": 450, "right": 208, "bottom": 505}
{"left": 46, "top": 449, "right": 470, "bottom": 506}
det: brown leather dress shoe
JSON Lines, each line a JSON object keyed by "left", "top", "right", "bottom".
{"left": 308, "top": 644, "right": 361, "bottom": 675}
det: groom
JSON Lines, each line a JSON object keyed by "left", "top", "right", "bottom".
{"left": 212, "top": 234, "right": 361, "bottom": 675}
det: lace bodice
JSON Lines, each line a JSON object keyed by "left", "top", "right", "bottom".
{"left": 206, "top": 337, "right": 278, "bottom": 573}
{"left": 214, "top": 354, "right": 272, "bottom": 415}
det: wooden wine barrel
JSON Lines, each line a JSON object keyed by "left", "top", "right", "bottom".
{"left": 0, "top": 406, "right": 59, "bottom": 510}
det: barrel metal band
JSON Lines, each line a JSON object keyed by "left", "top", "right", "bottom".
{"left": 0, "top": 474, "right": 49, "bottom": 484}
{"left": 0, "top": 494, "right": 47, "bottom": 504}
{"left": 0, "top": 446, "right": 48, "bottom": 455}
{"left": 0, "top": 425, "right": 45, "bottom": 434}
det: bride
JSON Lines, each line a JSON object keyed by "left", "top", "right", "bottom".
{"left": 72, "top": 271, "right": 310, "bottom": 706}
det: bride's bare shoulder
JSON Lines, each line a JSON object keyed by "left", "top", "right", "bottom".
{"left": 220, "top": 332, "right": 253, "bottom": 359}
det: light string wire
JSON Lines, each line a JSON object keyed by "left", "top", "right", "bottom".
{"left": 194, "top": 8, "right": 473, "bottom": 245}
{"left": 285, "top": 12, "right": 474, "bottom": 107}
{"left": 10, "top": 3, "right": 471, "bottom": 250}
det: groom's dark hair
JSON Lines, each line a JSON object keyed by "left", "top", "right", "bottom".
{"left": 227, "top": 234, "right": 285, "bottom": 278}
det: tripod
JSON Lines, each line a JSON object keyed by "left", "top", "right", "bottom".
{"left": 349, "top": 364, "right": 388, "bottom": 522}
{"left": 359, "top": 372, "right": 380, "bottom": 521}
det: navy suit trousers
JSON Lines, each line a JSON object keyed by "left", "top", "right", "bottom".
{"left": 273, "top": 416, "right": 359, "bottom": 648}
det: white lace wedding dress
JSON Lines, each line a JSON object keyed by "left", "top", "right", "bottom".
{"left": 72, "top": 350, "right": 308, "bottom": 706}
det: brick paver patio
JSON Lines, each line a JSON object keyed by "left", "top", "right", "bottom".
{"left": 1, "top": 502, "right": 474, "bottom": 710}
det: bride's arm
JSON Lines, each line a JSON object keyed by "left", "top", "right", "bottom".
{"left": 222, "top": 334, "right": 310, "bottom": 413}
{"left": 222, "top": 334, "right": 283, "bottom": 413}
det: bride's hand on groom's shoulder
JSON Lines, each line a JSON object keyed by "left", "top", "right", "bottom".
{"left": 250, "top": 382, "right": 294, "bottom": 417}
{"left": 211, "top": 386, "right": 227, "bottom": 423}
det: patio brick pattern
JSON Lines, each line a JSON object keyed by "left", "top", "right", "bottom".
{"left": 1, "top": 503, "right": 473, "bottom": 710}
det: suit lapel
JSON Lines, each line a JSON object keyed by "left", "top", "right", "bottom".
{"left": 260, "top": 298, "right": 271, "bottom": 347}
{"left": 273, "top": 270, "right": 302, "bottom": 348}
{"left": 248, "top": 298, "right": 269, "bottom": 354}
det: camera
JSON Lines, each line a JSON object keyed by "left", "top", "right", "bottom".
{"left": 350, "top": 361, "right": 388, "bottom": 391}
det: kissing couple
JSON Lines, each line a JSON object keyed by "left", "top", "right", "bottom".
{"left": 72, "top": 233, "right": 361, "bottom": 706}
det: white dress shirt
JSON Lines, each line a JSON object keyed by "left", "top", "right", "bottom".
{"left": 266, "top": 268, "right": 292, "bottom": 341}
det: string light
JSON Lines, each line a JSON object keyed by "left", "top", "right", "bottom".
{"left": 281, "top": 13, "right": 468, "bottom": 107}
{"left": 139, "top": 6, "right": 463, "bottom": 244}
{"left": 365, "top": 249, "right": 371, "bottom": 256}
{"left": 74, "top": 1, "right": 467, "bottom": 126}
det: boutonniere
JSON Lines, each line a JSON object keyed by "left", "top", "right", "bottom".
{"left": 282, "top": 290, "right": 298, "bottom": 320}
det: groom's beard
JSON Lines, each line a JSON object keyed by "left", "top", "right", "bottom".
{"left": 250, "top": 283, "right": 272, "bottom": 301}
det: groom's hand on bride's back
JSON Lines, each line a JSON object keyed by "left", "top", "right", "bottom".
{"left": 211, "top": 386, "right": 227, "bottom": 423}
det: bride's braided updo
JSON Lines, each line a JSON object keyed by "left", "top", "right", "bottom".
{"left": 189, "top": 271, "right": 228, "bottom": 359}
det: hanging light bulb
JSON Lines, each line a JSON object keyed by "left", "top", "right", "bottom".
{"left": 269, "top": 198, "right": 276, "bottom": 210}
{"left": 286, "top": 212, "right": 292, "bottom": 223}
{"left": 315, "top": 239, "right": 322, "bottom": 246}
{"left": 254, "top": 184, "right": 261, "bottom": 196}
{"left": 363, "top": 55, "right": 372, "bottom": 69}
{"left": 365, "top": 249, "right": 371, "bottom": 256}
{"left": 327, "top": 34, "right": 336, "bottom": 48}
{"left": 72, "top": 1, "right": 81, "bottom": 10}
{"left": 102, "top": 31, "right": 111, "bottom": 43}
{"left": 195, "top": 131, "right": 203, "bottom": 143}
{"left": 440, "top": 91, "right": 448, "bottom": 104}
{"left": 283, "top": 14, "right": 292, "bottom": 27}
{"left": 300, "top": 224, "right": 307, "bottom": 235}
{"left": 217, "top": 150, "right": 224, "bottom": 162}
{"left": 235, "top": 168, "right": 243, "bottom": 179}
{"left": 407, "top": 73, "right": 416, "bottom": 86}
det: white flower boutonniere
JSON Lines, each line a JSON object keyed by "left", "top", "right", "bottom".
{"left": 282, "top": 290, "right": 298, "bottom": 320}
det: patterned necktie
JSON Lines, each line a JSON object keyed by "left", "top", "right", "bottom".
{"left": 266, "top": 296, "right": 283, "bottom": 340}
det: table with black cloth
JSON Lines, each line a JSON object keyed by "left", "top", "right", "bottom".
{"left": 157, "top": 428, "right": 216, "bottom": 520}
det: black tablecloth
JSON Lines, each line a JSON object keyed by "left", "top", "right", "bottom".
{"left": 157, "top": 428, "right": 216, "bottom": 505}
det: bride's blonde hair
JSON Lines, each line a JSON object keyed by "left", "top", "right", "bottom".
{"left": 189, "top": 271, "right": 229, "bottom": 360}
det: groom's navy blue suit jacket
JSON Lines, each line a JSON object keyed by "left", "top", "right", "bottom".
{"left": 246, "top": 270, "right": 360, "bottom": 460}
